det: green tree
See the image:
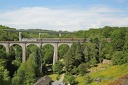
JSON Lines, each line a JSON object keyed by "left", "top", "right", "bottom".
{"left": 102, "top": 26, "right": 112, "bottom": 38}
{"left": 84, "top": 75, "right": 92, "bottom": 84}
{"left": 0, "top": 59, "right": 10, "bottom": 85}
{"left": 64, "top": 42, "right": 85, "bottom": 74}
{"left": 112, "top": 51, "right": 128, "bottom": 65}
{"left": 111, "top": 29, "right": 125, "bottom": 51}
{"left": 83, "top": 42, "right": 98, "bottom": 66}
{"left": 12, "top": 62, "right": 26, "bottom": 85}
{"left": 64, "top": 48, "right": 74, "bottom": 73}
{"left": 78, "top": 63, "right": 87, "bottom": 76}
{"left": 74, "top": 42, "right": 84, "bottom": 67}
{"left": 123, "top": 31, "right": 128, "bottom": 52}
{"left": 102, "top": 43, "right": 113, "bottom": 59}
{"left": 52, "top": 61, "right": 63, "bottom": 74}
{"left": 12, "top": 54, "right": 37, "bottom": 85}
{"left": 58, "top": 44, "right": 69, "bottom": 59}
{"left": 43, "top": 45, "right": 54, "bottom": 64}
{"left": 64, "top": 74, "right": 77, "bottom": 85}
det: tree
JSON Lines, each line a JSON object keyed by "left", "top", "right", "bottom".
{"left": 78, "top": 63, "right": 87, "bottom": 76}
{"left": 64, "top": 48, "right": 74, "bottom": 74}
{"left": 83, "top": 42, "right": 98, "bottom": 66}
{"left": 84, "top": 75, "right": 92, "bottom": 84}
{"left": 12, "top": 54, "right": 37, "bottom": 85}
{"left": 102, "top": 43, "right": 113, "bottom": 59}
{"left": 102, "top": 26, "right": 112, "bottom": 38}
{"left": 112, "top": 51, "right": 128, "bottom": 65}
{"left": 58, "top": 44, "right": 69, "bottom": 59}
{"left": 43, "top": 45, "right": 54, "bottom": 64}
{"left": 123, "top": 31, "right": 128, "bottom": 52}
{"left": 52, "top": 61, "right": 64, "bottom": 74}
{"left": 74, "top": 42, "right": 84, "bottom": 67}
{"left": 64, "top": 74, "right": 77, "bottom": 85}
{"left": 12, "top": 62, "right": 26, "bottom": 85}
{"left": 0, "top": 59, "right": 10, "bottom": 85}
{"left": 111, "top": 29, "right": 125, "bottom": 51}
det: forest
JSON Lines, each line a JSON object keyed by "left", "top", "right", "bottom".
{"left": 0, "top": 25, "right": 128, "bottom": 85}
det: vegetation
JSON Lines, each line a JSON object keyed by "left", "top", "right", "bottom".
{"left": 52, "top": 61, "right": 64, "bottom": 74}
{"left": 0, "top": 25, "right": 128, "bottom": 85}
{"left": 76, "top": 63, "right": 128, "bottom": 85}
{"left": 64, "top": 74, "right": 78, "bottom": 85}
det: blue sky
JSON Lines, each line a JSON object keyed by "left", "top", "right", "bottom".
{"left": 0, "top": 0, "right": 128, "bottom": 31}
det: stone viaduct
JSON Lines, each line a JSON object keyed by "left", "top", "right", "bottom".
{"left": 0, "top": 40, "right": 83, "bottom": 65}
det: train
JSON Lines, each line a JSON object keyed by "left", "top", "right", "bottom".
{"left": 21, "top": 38, "right": 84, "bottom": 42}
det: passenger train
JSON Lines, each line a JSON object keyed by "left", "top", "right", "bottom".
{"left": 21, "top": 38, "right": 84, "bottom": 42}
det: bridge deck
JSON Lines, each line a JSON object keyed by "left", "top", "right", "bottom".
{"left": 0, "top": 41, "right": 84, "bottom": 43}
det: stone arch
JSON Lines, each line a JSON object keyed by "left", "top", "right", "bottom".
{"left": 0, "top": 44, "right": 6, "bottom": 51}
{"left": 42, "top": 43, "right": 55, "bottom": 48}
{"left": 10, "top": 43, "right": 22, "bottom": 49}
{"left": 10, "top": 44, "right": 22, "bottom": 61}
{"left": 42, "top": 44, "right": 54, "bottom": 64}
{"left": 58, "top": 43, "right": 72, "bottom": 47}
{"left": 58, "top": 44, "right": 70, "bottom": 59}
{"left": 26, "top": 43, "right": 41, "bottom": 48}
{"left": 0, "top": 43, "right": 10, "bottom": 53}
{"left": 26, "top": 44, "right": 39, "bottom": 60}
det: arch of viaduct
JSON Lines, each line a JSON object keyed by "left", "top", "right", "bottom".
{"left": 0, "top": 41, "right": 79, "bottom": 65}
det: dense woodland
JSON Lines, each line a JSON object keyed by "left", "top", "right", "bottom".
{"left": 0, "top": 25, "right": 128, "bottom": 85}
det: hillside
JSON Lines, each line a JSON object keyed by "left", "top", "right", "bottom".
{"left": 109, "top": 74, "right": 128, "bottom": 85}
{"left": 76, "top": 63, "right": 128, "bottom": 85}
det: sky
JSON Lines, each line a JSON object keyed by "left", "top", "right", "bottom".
{"left": 0, "top": 0, "right": 128, "bottom": 31}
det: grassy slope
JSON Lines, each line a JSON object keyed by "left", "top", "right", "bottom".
{"left": 48, "top": 73, "right": 62, "bottom": 81}
{"left": 76, "top": 64, "right": 128, "bottom": 85}
{"left": 49, "top": 74, "right": 58, "bottom": 81}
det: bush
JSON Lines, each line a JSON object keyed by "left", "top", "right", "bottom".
{"left": 78, "top": 63, "right": 87, "bottom": 76}
{"left": 71, "top": 66, "right": 78, "bottom": 75}
{"left": 64, "top": 74, "right": 77, "bottom": 85}
{"left": 112, "top": 51, "right": 128, "bottom": 65}
{"left": 52, "top": 61, "right": 63, "bottom": 74}
{"left": 84, "top": 75, "right": 93, "bottom": 84}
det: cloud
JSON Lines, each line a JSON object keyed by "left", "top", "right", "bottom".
{"left": 0, "top": 6, "right": 128, "bottom": 31}
{"left": 114, "top": 0, "right": 126, "bottom": 3}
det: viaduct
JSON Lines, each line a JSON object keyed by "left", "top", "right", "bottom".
{"left": 0, "top": 40, "right": 83, "bottom": 65}
{"left": 0, "top": 31, "right": 84, "bottom": 65}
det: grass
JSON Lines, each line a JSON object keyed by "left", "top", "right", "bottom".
{"left": 48, "top": 73, "right": 62, "bottom": 81}
{"left": 49, "top": 73, "right": 58, "bottom": 81}
{"left": 76, "top": 63, "right": 128, "bottom": 85}
{"left": 76, "top": 76, "right": 86, "bottom": 85}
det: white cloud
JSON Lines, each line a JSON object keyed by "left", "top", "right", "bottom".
{"left": 0, "top": 6, "right": 128, "bottom": 31}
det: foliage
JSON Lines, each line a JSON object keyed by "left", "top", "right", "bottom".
{"left": 0, "top": 59, "right": 10, "bottom": 85}
{"left": 64, "top": 74, "right": 77, "bottom": 85}
{"left": 84, "top": 75, "right": 93, "bottom": 84}
{"left": 48, "top": 73, "right": 59, "bottom": 81}
{"left": 0, "top": 25, "right": 18, "bottom": 41}
{"left": 112, "top": 51, "right": 128, "bottom": 65}
{"left": 58, "top": 44, "right": 69, "bottom": 59}
{"left": 64, "top": 47, "right": 74, "bottom": 73}
{"left": 102, "top": 43, "right": 113, "bottom": 59}
{"left": 111, "top": 29, "right": 125, "bottom": 51}
{"left": 78, "top": 63, "right": 87, "bottom": 76}
{"left": 64, "top": 42, "right": 85, "bottom": 74}
{"left": 12, "top": 55, "right": 37, "bottom": 85}
{"left": 76, "top": 64, "right": 128, "bottom": 85}
{"left": 1, "top": 25, "right": 128, "bottom": 85}
{"left": 52, "top": 61, "right": 64, "bottom": 74}
{"left": 43, "top": 44, "right": 54, "bottom": 64}
{"left": 83, "top": 42, "right": 98, "bottom": 66}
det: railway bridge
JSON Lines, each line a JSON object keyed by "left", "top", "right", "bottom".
{"left": 0, "top": 39, "right": 84, "bottom": 65}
